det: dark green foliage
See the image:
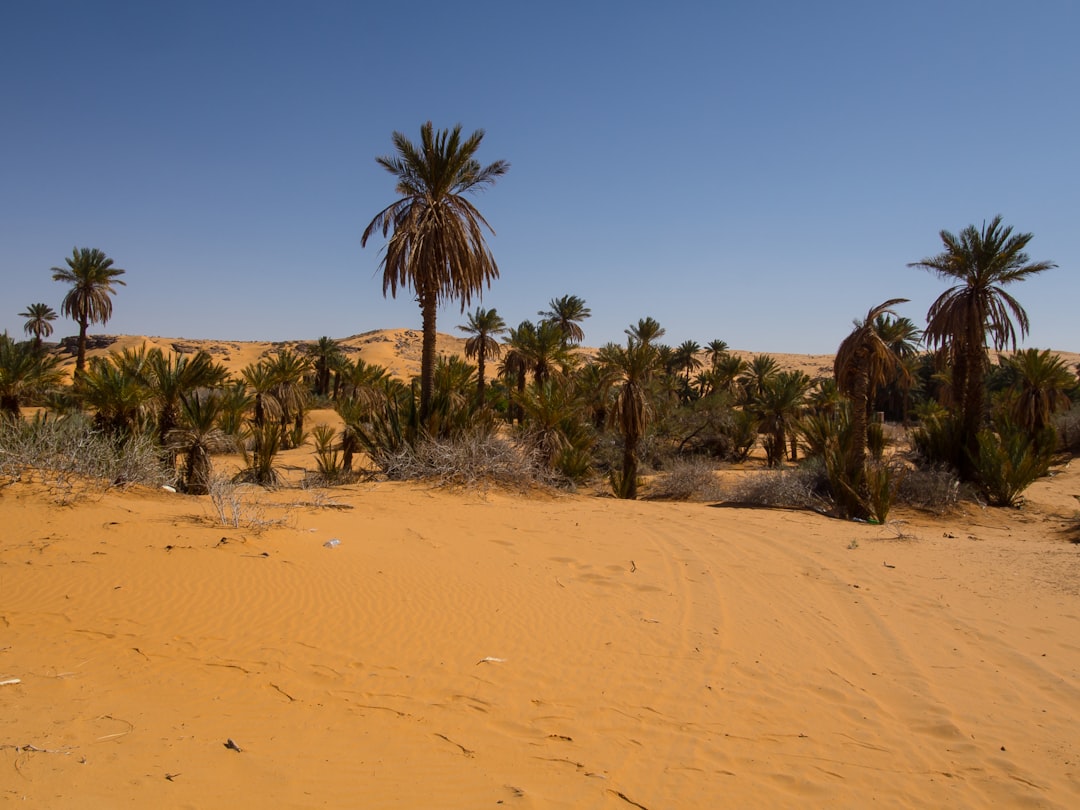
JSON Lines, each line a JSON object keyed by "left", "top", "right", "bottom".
{"left": 238, "top": 421, "right": 283, "bottom": 486}
{"left": 974, "top": 422, "right": 1054, "bottom": 507}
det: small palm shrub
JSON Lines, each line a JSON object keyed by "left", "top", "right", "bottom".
{"left": 867, "top": 421, "right": 888, "bottom": 460}
{"left": 911, "top": 410, "right": 963, "bottom": 471}
{"left": 974, "top": 423, "right": 1054, "bottom": 507}
{"left": 312, "top": 424, "right": 341, "bottom": 476}
{"left": 237, "top": 421, "right": 283, "bottom": 486}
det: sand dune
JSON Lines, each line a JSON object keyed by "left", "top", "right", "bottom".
{"left": 2, "top": 461, "right": 1079, "bottom": 807}
{"left": 55, "top": 330, "right": 882, "bottom": 383}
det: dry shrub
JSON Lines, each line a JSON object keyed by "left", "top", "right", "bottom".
{"left": 894, "top": 466, "right": 962, "bottom": 514}
{"left": 207, "top": 473, "right": 287, "bottom": 531}
{"left": 646, "top": 457, "right": 723, "bottom": 501}
{"left": 0, "top": 415, "right": 172, "bottom": 502}
{"left": 723, "top": 462, "right": 831, "bottom": 511}
{"left": 380, "top": 431, "right": 566, "bottom": 491}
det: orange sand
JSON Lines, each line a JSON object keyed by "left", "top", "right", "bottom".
{"left": 3, "top": 463, "right": 1079, "bottom": 808}
{"left": 5, "top": 331, "right": 1080, "bottom": 807}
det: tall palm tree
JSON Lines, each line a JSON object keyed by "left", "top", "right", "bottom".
{"left": 909, "top": 216, "right": 1056, "bottom": 477}
{"left": 600, "top": 338, "right": 660, "bottom": 498}
{"left": 834, "top": 299, "right": 908, "bottom": 479}
{"left": 625, "top": 316, "right": 665, "bottom": 346}
{"left": 706, "top": 339, "right": 729, "bottom": 368}
{"left": 361, "top": 122, "right": 509, "bottom": 422}
{"left": 539, "top": 294, "right": 591, "bottom": 347}
{"left": 673, "top": 340, "right": 703, "bottom": 384}
{"left": 20, "top": 303, "right": 58, "bottom": 350}
{"left": 51, "top": 247, "right": 126, "bottom": 377}
{"left": 458, "top": 307, "right": 507, "bottom": 408}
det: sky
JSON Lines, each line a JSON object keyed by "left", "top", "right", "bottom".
{"left": 1, "top": 1, "right": 1076, "bottom": 355}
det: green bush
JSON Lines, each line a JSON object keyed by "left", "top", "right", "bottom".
{"left": 974, "top": 424, "right": 1054, "bottom": 507}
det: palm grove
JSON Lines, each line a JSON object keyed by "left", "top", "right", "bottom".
{"left": 2, "top": 124, "right": 1077, "bottom": 519}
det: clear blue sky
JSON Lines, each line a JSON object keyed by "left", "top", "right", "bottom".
{"left": 2, "top": 1, "right": 1076, "bottom": 354}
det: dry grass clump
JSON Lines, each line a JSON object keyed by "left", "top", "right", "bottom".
{"left": 0, "top": 415, "right": 172, "bottom": 502}
{"left": 894, "top": 466, "right": 963, "bottom": 514}
{"left": 207, "top": 473, "right": 288, "bottom": 530}
{"left": 380, "top": 432, "right": 564, "bottom": 491}
{"left": 723, "top": 462, "right": 831, "bottom": 511}
{"left": 645, "top": 457, "right": 724, "bottom": 501}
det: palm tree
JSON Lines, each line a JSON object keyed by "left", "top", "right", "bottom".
{"left": 0, "top": 337, "right": 64, "bottom": 420}
{"left": 748, "top": 370, "right": 811, "bottom": 467}
{"left": 20, "top": 303, "right": 58, "bottom": 350}
{"left": 263, "top": 349, "right": 311, "bottom": 446}
{"left": 241, "top": 362, "right": 282, "bottom": 428}
{"left": 306, "top": 336, "right": 344, "bottom": 399}
{"left": 506, "top": 319, "right": 569, "bottom": 389}
{"left": 458, "top": 307, "right": 506, "bottom": 408}
{"left": 834, "top": 299, "right": 909, "bottom": 479}
{"left": 361, "top": 122, "right": 509, "bottom": 423}
{"left": 78, "top": 355, "right": 152, "bottom": 436}
{"left": 539, "top": 294, "right": 591, "bottom": 347}
{"left": 909, "top": 216, "right": 1056, "bottom": 477}
{"left": 168, "top": 391, "right": 233, "bottom": 495}
{"left": 51, "top": 247, "right": 126, "bottom": 377}
{"left": 146, "top": 349, "right": 230, "bottom": 447}
{"left": 602, "top": 338, "right": 660, "bottom": 499}
{"left": 739, "top": 354, "right": 779, "bottom": 402}
{"left": 998, "top": 349, "right": 1074, "bottom": 437}
{"left": 672, "top": 340, "right": 703, "bottom": 384}
{"left": 706, "top": 339, "right": 729, "bottom": 368}
{"left": 713, "top": 353, "right": 747, "bottom": 396}
{"left": 625, "top": 316, "right": 665, "bottom": 346}
{"left": 872, "top": 315, "right": 923, "bottom": 424}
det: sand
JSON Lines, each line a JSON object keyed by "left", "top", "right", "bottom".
{"left": 4, "top": 331, "right": 1080, "bottom": 807}
{"left": 3, "top": 460, "right": 1079, "bottom": 808}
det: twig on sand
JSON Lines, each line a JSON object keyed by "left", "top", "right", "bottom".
{"left": 608, "top": 789, "right": 652, "bottom": 810}
{"left": 1, "top": 743, "right": 74, "bottom": 755}
{"left": 434, "top": 733, "right": 474, "bottom": 757}
{"left": 270, "top": 682, "right": 297, "bottom": 702}
{"left": 476, "top": 656, "right": 506, "bottom": 665}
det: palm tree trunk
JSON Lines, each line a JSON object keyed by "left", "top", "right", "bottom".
{"left": 476, "top": 351, "right": 486, "bottom": 409}
{"left": 960, "top": 345, "right": 984, "bottom": 480}
{"left": 622, "top": 443, "right": 638, "bottom": 499}
{"left": 75, "top": 316, "right": 89, "bottom": 376}
{"left": 849, "top": 368, "right": 869, "bottom": 478}
{"left": 419, "top": 291, "right": 438, "bottom": 423}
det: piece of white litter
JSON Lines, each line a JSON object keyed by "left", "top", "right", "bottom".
{"left": 0, "top": 678, "right": 21, "bottom": 686}
{"left": 323, "top": 539, "right": 341, "bottom": 548}
{"left": 161, "top": 485, "right": 177, "bottom": 493}
{"left": 476, "top": 657, "right": 506, "bottom": 665}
